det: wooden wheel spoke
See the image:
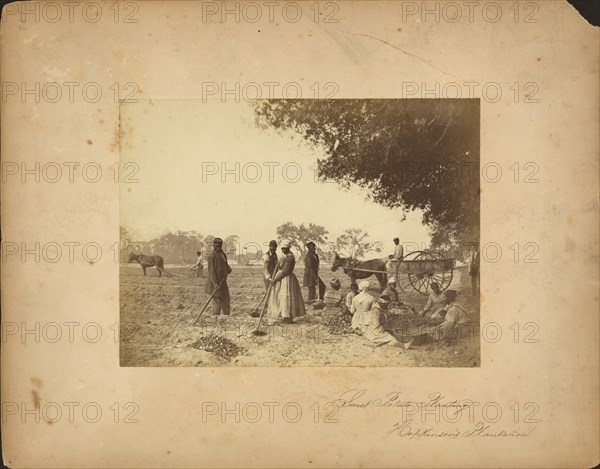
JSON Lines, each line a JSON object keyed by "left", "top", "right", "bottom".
{"left": 404, "top": 250, "right": 454, "bottom": 295}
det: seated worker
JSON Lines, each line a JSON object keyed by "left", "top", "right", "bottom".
{"left": 430, "top": 290, "right": 469, "bottom": 341}
{"left": 381, "top": 277, "right": 400, "bottom": 306}
{"left": 387, "top": 237, "right": 404, "bottom": 271}
{"left": 350, "top": 280, "right": 375, "bottom": 331}
{"left": 343, "top": 283, "right": 359, "bottom": 316}
{"left": 358, "top": 295, "right": 413, "bottom": 349}
{"left": 419, "top": 282, "right": 446, "bottom": 318}
{"left": 322, "top": 278, "right": 343, "bottom": 313}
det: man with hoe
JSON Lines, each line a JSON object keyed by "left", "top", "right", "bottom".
{"left": 303, "top": 241, "right": 326, "bottom": 304}
{"left": 205, "top": 237, "right": 232, "bottom": 316}
{"left": 262, "top": 240, "right": 278, "bottom": 292}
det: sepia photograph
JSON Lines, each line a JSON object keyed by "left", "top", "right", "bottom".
{"left": 119, "top": 99, "right": 480, "bottom": 367}
{"left": 2, "top": 1, "right": 598, "bottom": 467}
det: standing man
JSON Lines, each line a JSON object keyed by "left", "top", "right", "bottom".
{"left": 262, "top": 240, "right": 278, "bottom": 292}
{"left": 191, "top": 250, "right": 204, "bottom": 278}
{"left": 205, "top": 237, "right": 232, "bottom": 316}
{"left": 303, "top": 241, "right": 326, "bottom": 303}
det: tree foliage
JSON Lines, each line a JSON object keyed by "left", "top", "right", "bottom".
{"left": 275, "top": 222, "right": 329, "bottom": 257}
{"left": 254, "top": 99, "right": 479, "bottom": 244}
{"left": 335, "top": 228, "right": 383, "bottom": 258}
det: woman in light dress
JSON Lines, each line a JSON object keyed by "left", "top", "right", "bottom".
{"left": 350, "top": 280, "right": 375, "bottom": 331}
{"left": 266, "top": 240, "right": 306, "bottom": 324}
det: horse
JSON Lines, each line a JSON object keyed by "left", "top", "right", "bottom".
{"left": 127, "top": 252, "right": 171, "bottom": 277}
{"left": 331, "top": 253, "right": 388, "bottom": 292}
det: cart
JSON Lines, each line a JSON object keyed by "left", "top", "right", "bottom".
{"left": 392, "top": 250, "right": 455, "bottom": 295}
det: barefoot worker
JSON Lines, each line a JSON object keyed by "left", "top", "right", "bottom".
{"left": 205, "top": 237, "right": 232, "bottom": 316}
{"left": 262, "top": 240, "right": 278, "bottom": 292}
{"left": 303, "top": 241, "right": 326, "bottom": 303}
{"left": 266, "top": 240, "right": 306, "bottom": 324}
{"left": 358, "top": 295, "right": 413, "bottom": 349}
{"left": 350, "top": 280, "right": 375, "bottom": 331}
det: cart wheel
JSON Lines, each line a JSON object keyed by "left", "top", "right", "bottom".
{"left": 395, "top": 251, "right": 419, "bottom": 292}
{"left": 407, "top": 251, "right": 453, "bottom": 295}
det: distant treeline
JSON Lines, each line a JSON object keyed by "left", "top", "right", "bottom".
{"left": 120, "top": 225, "right": 475, "bottom": 266}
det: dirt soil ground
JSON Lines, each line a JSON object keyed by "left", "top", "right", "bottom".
{"left": 120, "top": 264, "right": 480, "bottom": 367}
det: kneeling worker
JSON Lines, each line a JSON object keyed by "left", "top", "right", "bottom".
{"left": 430, "top": 290, "right": 469, "bottom": 341}
{"left": 358, "top": 295, "right": 413, "bottom": 349}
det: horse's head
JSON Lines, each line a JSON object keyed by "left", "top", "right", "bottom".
{"left": 127, "top": 252, "right": 138, "bottom": 263}
{"left": 331, "top": 253, "right": 342, "bottom": 272}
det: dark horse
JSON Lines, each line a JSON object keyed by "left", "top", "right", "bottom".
{"left": 331, "top": 253, "right": 388, "bottom": 292}
{"left": 127, "top": 252, "right": 171, "bottom": 277}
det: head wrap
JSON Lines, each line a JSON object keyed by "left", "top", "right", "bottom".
{"left": 358, "top": 280, "right": 370, "bottom": 291}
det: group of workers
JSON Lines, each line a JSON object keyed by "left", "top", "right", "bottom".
{"left": 197, "top": 237, "right": 470, "bottom": 347}
{"left": 323, "top": 276, "right": 469, "bottom": 347}
{"left": 198, "top": 237, "right": 325, "bottom": 321}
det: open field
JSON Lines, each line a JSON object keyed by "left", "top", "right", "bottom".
{"left": 120, "top": 264, "right": 480, "bottom": 367}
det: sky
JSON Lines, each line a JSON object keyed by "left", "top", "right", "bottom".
{"left": 120, "top": 100, "right": 432, "bottom": 255}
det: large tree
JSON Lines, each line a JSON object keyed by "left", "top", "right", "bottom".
{"left": 276, "top": 222, "right": 329, "bottom": 257}
{"left": 335, "top": 228, "right": 383, "bottom": 259}
{"left": 254, "top": 99, "right": 479, "bottom": 244}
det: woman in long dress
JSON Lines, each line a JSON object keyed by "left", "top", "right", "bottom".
{"left": 266, "top": 240, "right": 306, "bottom": 324}
{"left": 350, "top": 280, "right": 375, "bottom": 331}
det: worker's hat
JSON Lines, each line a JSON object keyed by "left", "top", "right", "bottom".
{"left": 269, "top": 240, "right": 278, "bottom": 247}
